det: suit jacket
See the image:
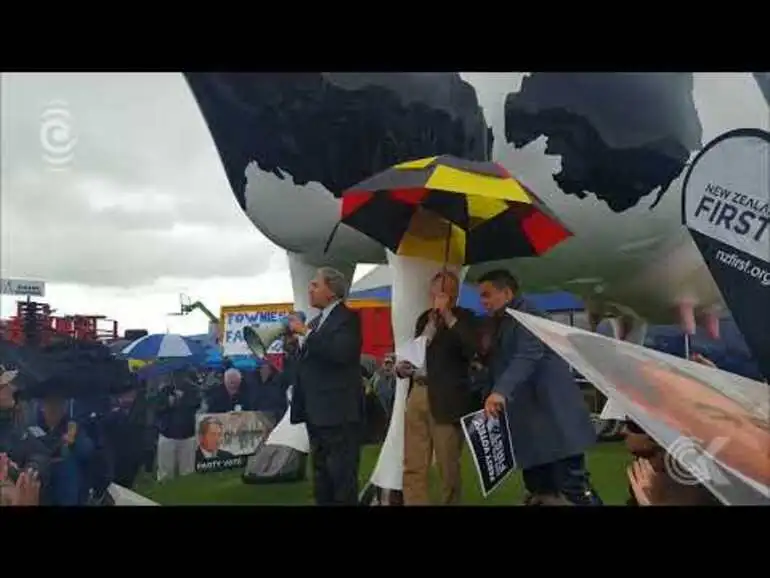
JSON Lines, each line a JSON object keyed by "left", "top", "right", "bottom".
{"left": 205, "top": 384, "right": 252, "bottom": 414}
{"left": 195, "top": 447, "right": 235, "bottom": 462}
{"left": 413, "top": 306, "right": 479, "bottom": 424}
{"left": 290, "top": 303, "right": 363, "bottom": 427}
{"left": 487, "top": 297, "right": 596, "bottom": 470}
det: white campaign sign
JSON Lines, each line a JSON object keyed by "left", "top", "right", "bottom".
{"left": 683, "top": 131, "right": 770, "bottom": 263}
{"left": 220, "top": 304, "right": 293, "bottom": 356}
{"left": 0, "top": 278, "right": 46, "bottom": 297}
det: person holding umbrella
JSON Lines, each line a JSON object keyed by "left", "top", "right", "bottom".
{"left": 32, "top": 392, "right": 95, "bottom": 505}
{"left": 121, "top": 333, "right": 206, "bottom": 482}
{"left": 154, "top": 369, "right": 201, "bottom": 482}
{"left": 328, "top": 155, "right": 576, "bottom": 505}
{"left": 395, "top": 270, "right": 479, "bottom": 505}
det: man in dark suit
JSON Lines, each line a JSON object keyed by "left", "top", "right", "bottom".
{"left": 477, "top": 269, "right": 601, "bottom": 505}
{"left": 195, "top": 416, "right": 235, "bottom": 462}
{"left": 289, "top": 267, "right": 363, "bottom": 505}
{"left": 396, "top": 270, "right": 479, "bottom": 505}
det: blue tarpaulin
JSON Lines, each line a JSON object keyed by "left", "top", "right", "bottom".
{"left": 202, "top": 349, "right": 261, "bottom": 371}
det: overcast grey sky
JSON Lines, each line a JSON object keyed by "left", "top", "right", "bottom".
{"left": 0, "top": 72, "right": 326, "bottom": 333}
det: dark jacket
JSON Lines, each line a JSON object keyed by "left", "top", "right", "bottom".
{"left": 101, "top": 400, "right": 146, "bottom": 487}
{"left": 205, "top": 383, "right": 252, "bottom": 414}
{"left": 251, "top": 371, "right": 288, "bottom": 422}
{"left": 486, "top": 297, "right": 596, "bottom": 470}
{"left": 155, "top": 375, "right": 200, "bottom": 440}
{"left": 291, "top": 303, "right": 363, "bottom": 427}
{"left": 413, "top": 306, "right": 479, "bottom": 424}
{"left": 195, "top": 447, "right": 235, "bottom": 462}
{"left": 0, "top": 409, "right": 52, "bottom": 487}
{"left": 0, "top": 410, "right": 17, "bottom": 456}
{"left": 35, "top": 415, "right": 94, "bottom": 506}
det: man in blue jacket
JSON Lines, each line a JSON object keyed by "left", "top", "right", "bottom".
{"left": 477, "top": 269, "right": 601, "bottom": 506}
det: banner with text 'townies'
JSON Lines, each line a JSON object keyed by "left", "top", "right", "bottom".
{"left": 220, "top": 303, "right": 293, "bottom": 357}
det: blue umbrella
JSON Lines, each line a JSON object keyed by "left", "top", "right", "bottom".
{"left": 122, "top": 333, "right": 207, "bottom": 361}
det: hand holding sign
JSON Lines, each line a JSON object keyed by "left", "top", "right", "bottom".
{"left": 484, "top": 392, "right": 505, "bottom": 418}
{"left": 460, "top": 408, "right": 516, "bottom": 497}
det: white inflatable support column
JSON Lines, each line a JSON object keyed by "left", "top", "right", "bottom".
{"left": 268, "top": 251, "right": 356, "bottom": 453}
{"left": 600, "top": 315, "right": 648, "bottom": 421}
{"left": 369, "top": 251, "right": 467, "bottom": 491}
{"left": 287, "top": 251, "right": 317, "bottom": 317}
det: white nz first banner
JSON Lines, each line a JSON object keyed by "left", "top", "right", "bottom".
{"left": 1, "top": 278, "right": 46, "bottom": 298}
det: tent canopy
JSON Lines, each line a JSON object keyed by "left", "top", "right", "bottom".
{"left": 348, "top": 284, "right": 583, "bottom": 314}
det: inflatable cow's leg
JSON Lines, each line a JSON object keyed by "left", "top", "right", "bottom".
{"left": 366, "top": 252, "right": 466, "bottom": 504}
{"left": 266, "top": 251, "right": 356, "bottom": 454}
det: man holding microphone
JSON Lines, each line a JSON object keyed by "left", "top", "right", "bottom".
{"left": 289, "top": 267, "right": 363, "bottom": 505}
{"left": 395, "top": 270, "right": 479, "bottom": 506}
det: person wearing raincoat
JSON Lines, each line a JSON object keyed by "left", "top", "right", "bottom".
{"left": 32, "top": 394, "right": 94, "bottom": 505}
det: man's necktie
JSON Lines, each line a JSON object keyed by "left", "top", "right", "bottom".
{"left": 308, "top": 315, "right": 321, "bottom": 333}
{"left": 301, "top": 315, "right": 322, "bottom": 355}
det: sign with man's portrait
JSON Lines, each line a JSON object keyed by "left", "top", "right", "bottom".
{"left": 195, "top": 411, "right": 271, "bottom": 473}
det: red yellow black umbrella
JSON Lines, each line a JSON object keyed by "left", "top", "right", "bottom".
{"left": 325, "top": 155, "right": 572, "bottom": 265}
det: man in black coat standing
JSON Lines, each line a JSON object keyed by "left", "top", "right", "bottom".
{"left": 289, "top": 267, "right": 363, "bottom": 505}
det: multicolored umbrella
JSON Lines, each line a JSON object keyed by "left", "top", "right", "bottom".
{"left": 121, "top": 333, "right": 207, "bottom": 362}
{"left": 325, "top": 155, "right": 572, "bottom": 265}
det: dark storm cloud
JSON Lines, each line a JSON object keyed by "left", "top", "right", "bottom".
{"left": 1, "top": 72, "right": 278, "bottom": 287}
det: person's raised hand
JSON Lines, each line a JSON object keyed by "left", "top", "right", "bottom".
{"left": 395, "top": 360, "right": 415, "bottom": 379}
{"left": 13, "top": 469, "right": 40, "bottom": 506}
{"left": 628, "top": 458, "right": 660, "bottom": 506}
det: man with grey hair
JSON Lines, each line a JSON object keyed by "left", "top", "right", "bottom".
{"left": 205, "top": 367, "right": 250, "bottom": 413}
{"left": 289, "top": 267, "right": 363, "bottom": 505}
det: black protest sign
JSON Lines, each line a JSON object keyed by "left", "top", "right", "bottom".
{"left": 461, "top": 409, "right": 516, "bottom": 497}
{"left": 681, "top": 128, "right": 770, "bottom": 382}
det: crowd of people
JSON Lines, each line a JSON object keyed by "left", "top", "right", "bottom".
{"left": 0, "top": 265, "right": 726, "bottom": 506}
{"left": 0, "top": 343, "right": 292, "bottom": 505}
{"left": 278, "top": 266, "right": 724, "bottom": 507}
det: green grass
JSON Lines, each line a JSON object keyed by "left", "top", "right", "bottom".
{"left": 135, "top": 442, "right": 631, "bottom": 505}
